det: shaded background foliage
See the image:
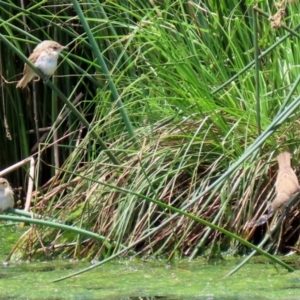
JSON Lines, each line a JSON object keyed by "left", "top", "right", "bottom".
{"left": 1, "top": 0, "right": 300, "bottom": 259}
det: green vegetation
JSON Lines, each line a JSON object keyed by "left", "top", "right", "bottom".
{"left": 1, "top": 0, "right": 300, "bottom": 277}
{"left": 0, "top": 254, "right": 299, "bottom": 299}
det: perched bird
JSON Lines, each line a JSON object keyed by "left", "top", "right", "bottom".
{"left": 268, "top": 152, "right": 300, "bottom": 214}
{"left": 248, "top": 152, "right": 300, "bottom": 227}
{"left": 16, "top": 40, "right": 68, "bottom": 89}
{"left": 0, "top": 178, "right": 14, "bottom": 212}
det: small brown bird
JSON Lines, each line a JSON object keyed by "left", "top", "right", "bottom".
{"left": 269, "top": 152, "right": 299, "bottom": 214}
{"left": 247, "top": 152, "right": 300, "bottom": 227}
{"left": 0, "top": 178, "right": 14, "bottom": 212}
{"left": 16, "top": 40, "right": 68, "bottom": 89}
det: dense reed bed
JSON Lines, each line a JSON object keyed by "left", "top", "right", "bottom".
{"left": 1, "top": 1, "right": 300, "bottom": 264}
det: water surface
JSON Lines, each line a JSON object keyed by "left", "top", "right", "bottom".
{"left": 1, "top": 226, "right": 300, "bottom": 299}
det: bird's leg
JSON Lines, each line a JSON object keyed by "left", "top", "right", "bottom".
{"left": 43, "top": 76, "right": 51, "bottom": 84}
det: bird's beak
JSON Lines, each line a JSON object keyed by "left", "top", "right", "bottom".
{"left": 61, "top": 45, "right": 68, "bottom": 50}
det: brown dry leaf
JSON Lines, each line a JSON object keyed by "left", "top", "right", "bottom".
{"left": 269, "top": 8, "right": 286, "bottom": 29}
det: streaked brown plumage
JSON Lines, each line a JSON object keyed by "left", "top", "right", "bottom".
{"left": 270, "top": 152, "right": 299, "bottom": 214}
{"left": 247, "top": 152, "right": 299, "bottom": 227}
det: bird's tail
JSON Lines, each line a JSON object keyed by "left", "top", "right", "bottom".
{"left": 16, "top": 70, "right": 34, "bottom": 89}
